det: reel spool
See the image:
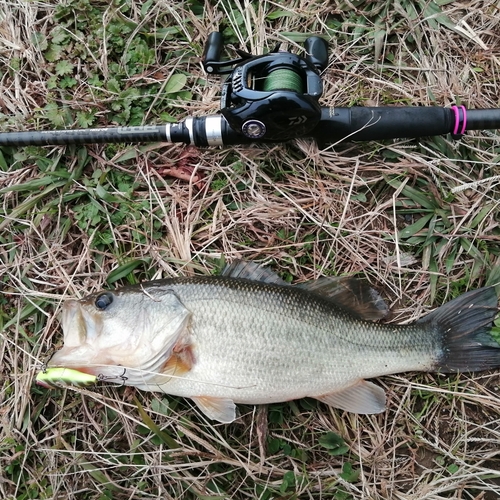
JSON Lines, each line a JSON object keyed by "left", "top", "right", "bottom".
{"left": 262, "top": 68, "right": 303, "bottom": 93}
{"left": 202, "top": 32, "right": 328, "bottom": 141}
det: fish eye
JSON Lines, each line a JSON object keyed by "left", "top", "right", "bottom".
{"left": 94, "top": 292, "right": 114, "bottom": 311}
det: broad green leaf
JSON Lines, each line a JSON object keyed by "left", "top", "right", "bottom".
{"left": 60, "top": 76, "right": 76, "bottom": 88}
{"left": 318, "top": 432, "right": 349, "bottom": 456}
{"left": 50, "top": 26, "right": 70, "bottom": 45}
{"left": 165, "top": 73, "right": 187, "bottom": 94}
{"left": 106, "top": 78, "right": 121, "bottom": 93}
{"left": 429, "top": 257, "right": 439, "bottom": 303}
{"left": 115, "top": 143, "right": 167, "bottom": 163}
{"left": 114, "top": 147, "right": 139, "bottom": 163}
{"left": 401, "top": 0, "right": 419, "bottom": 21}
{"left": 44, "top": 43, "right": 64, "bottom": 62}
{"left": 399, "top": 213, "right": 434, "bottom": 239}
{"left": 176, "top": 90, "right": 192, "bottom": 100}
{"left": 405, "top": 236, "right": 426, "bottom": 245}
{"left": 339, "top": 462, "right": 360, "bottom": 483}
{"left": 148, "top": 26, "right": 181, "bottom": 39}
{"left": 0, "top": 175, "right": 56, "bottom": 193}
{"left": 76, "top": 111, "right": 96, "bottom": 128}
{"left": 386, "top": 177, "right": 438, "bottom": 210}
{"left": 78, "top": 461, "right": 119, "bottom": 489}
{"left": 280, "top": 471, "right": 296, "bottom": 493}
{"left": 160, "top": 111, "right": 179, "bottom": 123}
{"left": 486, "top": 267, "right": 500, "bottom": 288}
{"left": 422, "top": 1, "right": 456, "bottom": 30}
{"left": 424, "top": 214, "right": 439, "bottom": 245}
{"left": 106, "top": 260, "right": 146, "bottom": 284}
{"left": 0, "top": 180, "right": 66, "bottom": 231}
{"left": 0, "top": 149, "right": 7, "bottom": 170}
{"left": 491, "top": 321, "right": 500, "bottom": 345}
{"left": 469, "top": 204, "right": 494, "bottom": 230}
{"left": 460, "top": 237, "right": 486, "bottom": 264}
{"left": 140, "top": 0, "right": 154, "bottom": 16}
{"left": 401, "top": 185, "right": 438, "bottom": 210}
{"left": 279, "top": 32, "right": 313, "bottom": 43}
{"left": 373, "top": 27, "right": 386, "bottom": 63}
{"left": 151, "top": 398, "right": 170, "bottom": 416}
{"left": 445, "top": 246, "right": 458, "bottom": 274}
{"left": 55, "top": 60, "right": 74, "bottom": 76}
{"left": 94, "top": 184, "right": 120, "bottom": 203}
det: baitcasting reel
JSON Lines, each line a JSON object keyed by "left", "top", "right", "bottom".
{"left": 202, "top": 32, "right": 328, "bottom": 142}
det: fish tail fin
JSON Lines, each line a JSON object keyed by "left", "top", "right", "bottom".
{"left": 419, "top": 287, "right": 499, "bottom": 373}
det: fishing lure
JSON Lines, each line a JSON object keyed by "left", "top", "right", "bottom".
{"left": 36, "top": 367, "right": 97, "bottom": 389}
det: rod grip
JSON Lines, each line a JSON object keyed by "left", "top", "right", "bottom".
{"left": 312, "top": 107, "right": 454, "bottom": 143}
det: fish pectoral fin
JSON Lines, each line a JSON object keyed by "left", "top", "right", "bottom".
{"left": 191, "top": 396, "right": 238, "bottom": 423}
{"left": 161, "top": 341, "right": 195, "bottom": 377}
{"left": 314, "top": 380, "right": 386, "bottom": 414}
{"left": 299, "top": 277, "right": 389, "bottom": 321}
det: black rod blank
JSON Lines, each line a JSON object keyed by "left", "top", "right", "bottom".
{"left": 0, "top": 125, "right": 169, "bottom": 147}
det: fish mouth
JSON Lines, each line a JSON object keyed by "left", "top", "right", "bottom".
{"left": 61, "top": 300, "right": 100, "bottom": 347}
{"left": 44, "top": 300, "right": 103, "bottom": 378}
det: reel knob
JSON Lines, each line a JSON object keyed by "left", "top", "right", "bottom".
{"left": 202, "top": 32, "right": 224, "bottom": 73}
{"left": 304, "top": 37, "right": 329, "bottom": 71}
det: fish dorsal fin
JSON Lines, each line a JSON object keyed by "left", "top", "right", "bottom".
{"left": 222, "top": 260, "right": 288, "bottom": 285}
{"left": 191, "top": 396, "right": 238, "bottom": 423}
{"left": 299, "top": 277, "right": 389, "bottom": 321}
{"left": 315, "top": 380, "right": 386, "bottom": 414}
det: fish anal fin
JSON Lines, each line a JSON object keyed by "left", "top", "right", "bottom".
{"left": 191, "top": 395, "right": 238, "bottom": 423}
{"left": 315, "top": 380, "right": 386, "bottom": 414}
{"left": 222, "top": 260, "right": 288, "bottom": 286}
{"left": 300, "top": 277, "right": 389, "bottom": 321}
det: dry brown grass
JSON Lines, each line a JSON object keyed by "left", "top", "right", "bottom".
{"left": 1, "top": 0, "right": 500, "bottom": 499}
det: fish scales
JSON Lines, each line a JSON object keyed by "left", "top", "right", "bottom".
{"left": 151, "top": 278, "right": 438, "bottom": 402}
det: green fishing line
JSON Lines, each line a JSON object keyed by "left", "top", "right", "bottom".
{"left": 263, "top": 69, "right": 303, "bottom": 92}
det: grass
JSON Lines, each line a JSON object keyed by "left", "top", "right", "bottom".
{"left": 1, "top": 0, "right": 500, "bottom": 498}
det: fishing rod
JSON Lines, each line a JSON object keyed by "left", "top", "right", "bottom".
{"left": 1, "top": 32, "right": 499, "bottom": 148}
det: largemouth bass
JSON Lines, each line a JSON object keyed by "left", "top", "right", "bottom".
{"left": 37, "top": 261, "right": 500, "bottom": 423}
